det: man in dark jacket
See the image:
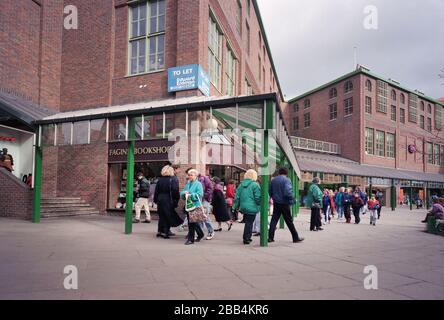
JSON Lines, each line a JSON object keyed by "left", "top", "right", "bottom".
{"left": 133, "top": 172, "right": 151, "bottom": 223}
{"left": 268, "top": 167, "right": 304, "bottom": 243}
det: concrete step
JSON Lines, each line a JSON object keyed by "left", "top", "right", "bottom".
{"left": 42, "top": 198, "right": 84, "bottom": 204}
{"left": 41, "top": 203, "right": 91, "bottom": 209}
{"left": 41, "top": 206, "right": 97, "bottom": 213}
{"left": 41, "top": 211, "right": 99, "bottom": 218}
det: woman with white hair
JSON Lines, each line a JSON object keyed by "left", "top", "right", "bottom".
{"left": 153, "top": 165, "right": 182, "bottom": 239}
{"left": 233, "top": 169, "right": 261, "bottom": 245}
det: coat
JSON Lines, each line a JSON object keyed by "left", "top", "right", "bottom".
{"left": 233, "top": 179, "right": 261, "bottom": 215}
{"left": 305, "top": 184, "right": 323, "bottom": 208}
{"left": 198, "top": 175, "right": 213, "bottom": 202}
{"left": 212, "top": 188, "right": 231, "bottom": 222}
{"left": 180, "top": 179, "right": 204, "bottom": 207}
{"left": 269, "top": 175, "right": 295, "bottom": 205}
{"left": 154, "top": 176, "right": 182, "bottom": 227}
{"left": 137, "top": 177, "right": 151, "bottom": 198}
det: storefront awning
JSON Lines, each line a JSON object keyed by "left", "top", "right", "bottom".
{"left": 296, "top": 150, "right": 444, "bottom": 183}
{"left": 0, "top": 90, "right": 55, "bottom": 131}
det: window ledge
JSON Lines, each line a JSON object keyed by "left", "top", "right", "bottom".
{"left": 124, "top": 69, "right": 165, "bottom": 79}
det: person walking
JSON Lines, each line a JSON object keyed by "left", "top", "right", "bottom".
{"left": 322, "top": 189, "right": 331, "bottom": 224}
{"left": 153, "top": 165, "right": 181, "bottom": 238}
{"left": 367, "top": 196, "right": 380, "bottom": 226}
{"left": 306, "top": 177, "right": 323, "bottom": 231}
{"left": 375, "top": 189, "right": 383, "bottom": 219}
{"left": 351, "top": 193, "right": 364, "bottom": 224}
{"left": 133, "top": 172, "right": 151, "bottom": 223}
{"left": 356, "top": 187, "right": 368, "bottom": 216}
{"left": 226, "top": 180, "right": 237, "bottom": 221}
{"left": 233, "top": 170, "right": 261, "bottom": 245}
{"left": 335, "top": 187, "right": 345, "bottom": 220}
{"left": 198, "top": 172, "right": 215, "bottom": 240}
{"left": 343, "top": 188, "right": 353, "bottom": 223}
{"left": 268, "top": 167, "right": 304, "bottom": 243}
{"left": 181, "top": 169, "right": 205, "bottom": 245}
{"left": 212, "top": 177, "right": 233, "bottom": 232}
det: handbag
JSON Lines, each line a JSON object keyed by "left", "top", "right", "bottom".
{"left": 187, "top": 195, "right": 208, "bottom": 223}
{"left": 185, "top": 193, "right": 197, "bottom": 212}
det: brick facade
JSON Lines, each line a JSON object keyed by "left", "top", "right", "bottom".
{"left": 0, "top": 168, "right": 33, "bottom": 219}
{"left": 287, "top": 70, "right": 444, "bottom": 175}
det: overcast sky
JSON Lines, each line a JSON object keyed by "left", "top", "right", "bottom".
{"left": 257, "top": 0, "right": 444, "bottom": 100}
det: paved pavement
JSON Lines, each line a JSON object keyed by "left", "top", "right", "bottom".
{"left": 0, "top": 207, "right": 443, "bottom": 300}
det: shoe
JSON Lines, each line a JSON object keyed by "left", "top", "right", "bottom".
{"left": 206, "top": 233, "right": 214, "bottom": 240}
{"left": 156, "top": 233, "right": 163, "bottom": 238}
{"left": 132, "top": 219, "right": 140, "bottom": 223}
{"left": 168, "top": 231, "right": 176, "bottom": 237}
{"left": 185, "top": 241, "right": 194, "bottom": 245}
{"left": 253, "top": 232, "right": 260, "bottom": 237}
{"left": 293, "top": 238, "right": 304, "bottom": 243}
{"left": 317, "top": 228, "right": 324, "bottom": 231}
{"left": 243, "top": 240, "right": 251, "bottom": 245}
{"left": 268, "top": 239, "right": 275, "bottom": 243}
{"left": 228, "top": 223, "right": 233, "bottom": 231}
{"left": 421, "top": 220, "right": 427, "bottom": 223}
{"left": 143, "top": 220, "right": 151, "bottom": 224}
{"left": 196, "top": 235, "right": 204, "bottom": 242}
{"left": 162, "top": 235, "right": 170, "bottom": 239}
{"left": 214, "top": 228, "right": 223, "bottom": 232}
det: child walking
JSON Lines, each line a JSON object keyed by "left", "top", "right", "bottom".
{"left": 367, "top": 197, "right": 380, "bottom": 226}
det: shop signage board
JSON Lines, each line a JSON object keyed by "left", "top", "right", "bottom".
{"left": 168, "top": 64, "right": 210, "bottom": 97}
{"left": 108, "top": 139, "right": 175, "bottom": 163}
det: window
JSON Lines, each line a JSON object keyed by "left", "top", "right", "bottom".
{"left": 73, "top": 121, "right": 89, "bottom": 145}
{"left": 129, "top": 0, "right": 166, "bottom": 75}
{"left": 427, "top": 118, "right": 432, "bottom": 132}
{"left": 236, "top": 1, "right": 242, "bottom": 34}
{"left": 365, "top": 128, "right": 374, "bottom": 155}
{"left": 427, "top": 143, "right": 433, "bottom": 164}
{"left": 245, "top": 22, "right": 250, "bottom": 55}
{"left": 427, "top": 104, "right": 432, "bottom": 114}
{"left": 344, "top": 80, "right": 353, "bottom": 93}
{"left": 400, "top": 93, "right": 405, "bottom": 104}
{"left": 329, "top": 88, "right": 337, "bottom": 99}
{"left": 208, "top": 15, "right": 222, "bottom": 90}
{"left": 257, "top": 56, "right": 261, "bottom": 81}
{"left": 375, "top": 130, "right": 385, "bottom": 157}
{"left": 56, "top": 123, "right": 72, "bottom": 146}
{"left": 90, "top": 119, "right": 107, "bottom": 143}
{"left": 408, "top": 94, "right": 418, "bottom": 123}
{"left": 420, "top": 101, "right": 425, "bottom": 111}
{"left": 247, "top": 0, "right": 251, "bottom": 16}
{"left": 391, "top": 90, "right": 397, "bottom": 101}
{"left": 391, "top": 105, "right": 397, "bottom": 121}
{"left": 386, "top": 133, "right": 395, "bottom": 158}
{"left": 376, "top": 80, "right": 388, "bottom": 113}
{"left": 226, "top": 47, "right": 236, "bottom": 96}
{"left": 329, "top": 103, "right": 338, "bottom": 120}
{"left": 304, "top": 99, "right": 310, "bottom": 109}
{"left": 258, "top": 32, "right": 262, "bottom": 50}
{"left": 344, "top": 97, "right": 353, "bottom": 116}
{"left": 420, "top": 115, "right": 425, "bottom": 129}
{"left": 293, "top": 103, "right": 299, "bottom": 113}
{"left": 365, "top": 96, "right": 372, "bottom": 114}
{"left": 293, "top": 117, "right": 299, "bottom": 130}
{"left": 365, "top": 80, "right": 372, "bottom": 92}
{"left": 441, "top": 145, "right": 444, "bottom": 167}
{"left": 109, "top": 118, "right": 126, "bottom": 142}
{"left": 435, "top": 104, "right": 442, "bottom": 130}
{"left": 304, "top": 113, "right": 310, "bottom": 128}
{"left": 400, "top": 108, "right": 405, "bottom": 124}
{"left": 434, "top": 144, "right": 440, "bottom": 166}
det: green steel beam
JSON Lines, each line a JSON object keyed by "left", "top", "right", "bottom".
{"left": 295, "top": 174, "right": 300, "bottom": 217}
{"left": 426, "top": 185, "right": 431, "bottom": 210}
{"left": 409, "top": 182, "right": 413, "bottom": 211}
{"left": 125, "top": 117, "right": 136, "bottom": 235}
{"left": 391, "top": 179, "right": 396, "bottom": 212}
{"left": 32, "top": 129, "right": 42, "bottom": 223}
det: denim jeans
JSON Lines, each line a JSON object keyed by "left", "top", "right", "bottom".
{"left": 199, "top": 200, "right": 214, "bottom": 234}
{"left": 337, "top": 205, "right": 344, "bottom": 219}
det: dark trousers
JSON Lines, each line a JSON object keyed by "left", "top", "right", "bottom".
{"left": 352, "top": 207, "right": 361, "bottom": 224}
{"left": 187, "top": 221, "right": 204, "bottom": 243}
{"left": 243, "top": 214, "right": 256, "bottom": 242}
{"left": 377, "top": 206, "right": 382, "bottom": 219}
{"left": 268, "top": 203, "right": 300, "bottom": 241}
{"left": 310, "top": 207, "right": 322, "bottom": 230}
{"left": 344, "top": 204, "right": 351, "bottom": 223}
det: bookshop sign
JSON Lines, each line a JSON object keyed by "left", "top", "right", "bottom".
{"left": 108, "top": 140, "right": 174, "bottom": 163}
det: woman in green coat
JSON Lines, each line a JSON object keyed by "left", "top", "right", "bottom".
{"left": 233, "top": 169, "right": 261, "bottom": 245}
{"left": 306, "top": 177, "right": 323, "bottom": 231}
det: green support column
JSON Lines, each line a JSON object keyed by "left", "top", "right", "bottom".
{"left": 259, "top": 100, "right": 274, "bottom": 247}
{"left": 32, "top": 129, "right": 42, "bottom": 223}
{"left": 125, "top": 117, "right": 136, "bottom": 235}
{"left": 426, "top": 184, "right": 431, "bottom": 210}
{"left": 368, "top": 178, "right": 373, "bottom": 198}
{"left": 295, "top": 175, "right": 300, "bottom": 217}
{"left": 391, "top": 179, "right": 396, "bottom": 212}
{"left": 409, "top": 182, "right": 413, "bottom": 211}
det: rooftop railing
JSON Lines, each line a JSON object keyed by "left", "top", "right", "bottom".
{"left": 291, "top": 136, "right": 341, "bottom": 155}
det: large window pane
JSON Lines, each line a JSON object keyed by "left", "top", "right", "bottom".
{"left": 56, "top": 123, "right": 72, "bottom": 146}
{"left": 109, "top": 118, "right": 126, "bottom": 142}
{"left": 73, "top": 121, "right": 89, "bottom": 145}
{"left": 143, "top": 114, "right": 164, "bottom": 139}
{"left": 238, "top": 103, "right": 263, "bottom": 130}
{"left": 41, "top": 125, "right": 55, "bottom": 147}
{"left": 165, "top": 111, "right": 186, "bottom": 138}
{"left": 90, "top": 119, "right": 106, "bottom": 144}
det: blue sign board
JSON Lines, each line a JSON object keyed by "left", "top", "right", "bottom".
{"left": 168, "top": 64, "right": 210, "bottom": 97}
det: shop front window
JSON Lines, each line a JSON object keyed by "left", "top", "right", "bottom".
{"left": 90, "top": 119, "right": 107, "bottom": 144}
{"left": 73, "top": 121, "right": 89, "bottom": 145}
{"left": 41, "top": 125, "right": 55, "bottom": 147}
{"left": 56, "top": 123, "right": 72, "bottom": 146}
{"left": 109, "top": 118, "right": 126, "bottom": 142}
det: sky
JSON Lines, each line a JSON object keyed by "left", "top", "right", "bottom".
{"left": 257, "top": 0, "right": 444, "bottom": 101}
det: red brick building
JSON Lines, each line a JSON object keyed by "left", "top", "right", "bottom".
{"left": 0, "top": 0, "right": 292, "bottom": 217}
{"left": 286, "top": 66, "right": 444, "bottom": 206}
